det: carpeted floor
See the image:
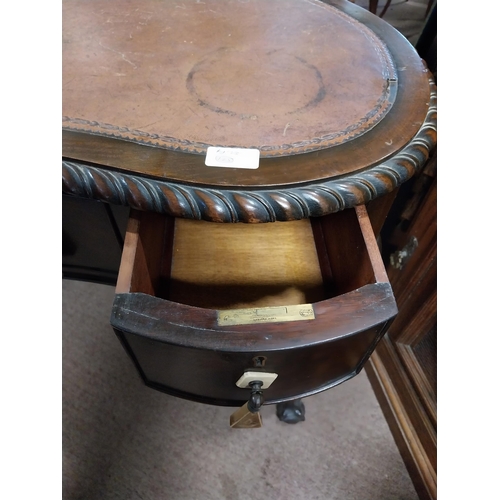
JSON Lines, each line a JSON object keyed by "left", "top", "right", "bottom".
{"left": 62, "top": 2, "right": 433, "bottom": 498}
{"left": 63, "top": 279, "right": 419, "bottom": 500}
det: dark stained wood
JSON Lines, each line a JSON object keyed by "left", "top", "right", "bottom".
{"left": 62, "top": 117, "right": 435, "bottom": 222}
{"left": 355, "top": 204, "right": 389, "bottom": 283}
{"left": 311, "top": 208, "right": 375, "bottom": 297}
{"left": 365, "top": 188, "right": 400, "bottom": 237}
{"left": 117, "top": 304, "right": 392, "bottom": 406}
{"left": 364, "top": 345, "right": 436, "bottom": 500}
{"left": 365, "top": 162, "right": 437, "bottom": 500}
{"left": 116, "top": 211, "right": 175, "bottom": 296}
{"left": 61, "top": 2, "right": 437, "bottom": 484}
{"left": 62, "top": 195, "right": 129, "bottom": 284}
{"left": 310, "top": 203, "right": 389, "bottom": 297}
{"left": 111, "top": 207, "right": 397, "bottom": 405}
{"left": 62, "top": 0, "right": 436, "bottom": 225}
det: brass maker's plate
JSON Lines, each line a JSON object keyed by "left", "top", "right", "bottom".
{"left": 217, "top": 304, "right": 315, "bottom": 327}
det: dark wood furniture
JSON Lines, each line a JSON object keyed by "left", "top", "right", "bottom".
{"left": 63, "top": 0, "right": 436, "bottom": 489}
{"left": 365, "top": 153, "right": 437, "bottom": 499}
{"left": 111, "top": 204, "right": 398, "bottom": 406}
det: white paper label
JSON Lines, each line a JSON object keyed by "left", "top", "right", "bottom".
{"left": 205, "top": 147, "right": 260, "bottom": 169}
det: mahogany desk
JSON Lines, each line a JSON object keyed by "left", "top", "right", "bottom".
{"left": 62, "top": 0, "right": 436, "bottom": 490}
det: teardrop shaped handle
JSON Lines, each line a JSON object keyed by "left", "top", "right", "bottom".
{"left": 247, "top": 380, "right": 264, "bottom": 413}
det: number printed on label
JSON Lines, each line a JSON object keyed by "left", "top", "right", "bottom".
{"left": 205, "top": 146, "right": 260, "bottom": 169}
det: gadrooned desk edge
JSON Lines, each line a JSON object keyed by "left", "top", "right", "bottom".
{"left": 62, "top": 80, "right": 436, "bottom": 223}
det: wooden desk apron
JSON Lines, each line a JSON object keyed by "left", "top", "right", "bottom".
{"left": 62, "top": 0, "right": 436, "bottom": 406}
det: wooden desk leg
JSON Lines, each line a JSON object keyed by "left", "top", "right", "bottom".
{"left": 276, "top": 399, "right": 306, "bottom": 424}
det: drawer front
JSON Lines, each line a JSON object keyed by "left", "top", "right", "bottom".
{"left": 114, "top": 310, "right": 393, "bottom": 405}
{"left": 111, "top": 206, "right": 397, "bottom": 406}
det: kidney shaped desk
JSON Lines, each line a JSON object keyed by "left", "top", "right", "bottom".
{"left": 62, "top": 0, "right": 436, "bottom": 427}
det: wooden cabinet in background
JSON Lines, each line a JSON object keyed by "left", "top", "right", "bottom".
{"left": 365, "top": 155, "right": 437, "bottom": 500}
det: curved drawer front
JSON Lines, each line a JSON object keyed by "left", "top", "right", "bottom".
{"left": 111, "top": 205, "right": 397, "bottom": 405}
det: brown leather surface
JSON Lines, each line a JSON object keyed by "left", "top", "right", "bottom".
{"left": 63, "top": 0, "right": 397, "bottom": 157}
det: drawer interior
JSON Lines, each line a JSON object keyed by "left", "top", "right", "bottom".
{"left": 169, "top": 218, "right": 324, "bottom": 309}
{"left": 116, "top": 206, "right": 387, "bottom": 309}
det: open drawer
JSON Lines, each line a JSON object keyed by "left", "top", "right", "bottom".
{"left": 111, "top": 205, "right": 397, "bottom": 406}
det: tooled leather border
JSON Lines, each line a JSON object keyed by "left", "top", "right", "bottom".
{"left": 62, "top": 81, "right": 394, "bottom": 157}
{"left": 62, "top": 2, "right": 398, "bottom": 158}
{"left": 62, "top": 81, "right": 436, "bottom": 223}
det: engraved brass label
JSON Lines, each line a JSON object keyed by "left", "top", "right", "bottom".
{"left": 217, "top": 304, "right": 315, "bottom": 326}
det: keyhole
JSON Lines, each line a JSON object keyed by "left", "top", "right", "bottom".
{"left": 253, "top": 356, "right": 267, "bottom": 368}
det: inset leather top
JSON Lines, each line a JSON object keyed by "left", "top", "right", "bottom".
{"left": 62, "top": 0, "right": 436, "bottom": 222}
{"left": 63, "top": 0, "right": 397, "bottom": 157}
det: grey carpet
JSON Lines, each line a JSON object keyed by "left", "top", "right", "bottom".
{"left": 63, "top": 280, "right": 418, "bottom": 500}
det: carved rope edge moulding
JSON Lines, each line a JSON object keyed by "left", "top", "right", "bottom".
{"left": 62, "top": 82, "right": 436, "bottom": 223}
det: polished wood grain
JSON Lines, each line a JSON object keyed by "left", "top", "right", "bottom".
{"left": 62, "top": 0, "right": 436, "bottom": 225}
{"left": 168, "top": 218, "right": 325, "bottom": 309}
{"left": 62, "top": 3, "right": 437, "bottom": 477}
{"left": 112, "top": 206, "right": 397, "bottom": 405}
{"left": 312, "top": 209, "right": 372, "bottom": 296}
{"left": 61, "top": 85, "right": 435, "bottom": 223}
{"left": 365, "top": 345, "right": 436, "bottom": 500}
{"left": 62, "top": 195, "right": 129, "bottom": 284}
{"left": 115, "top": 211, "right": 174, "bottom": 296}
{"left": 366, "top": 161, "right": 437, "bottom": 500}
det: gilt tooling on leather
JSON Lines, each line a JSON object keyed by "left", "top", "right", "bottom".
{"left": 62, "top": 0, "right": 397, "bottom": 157}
